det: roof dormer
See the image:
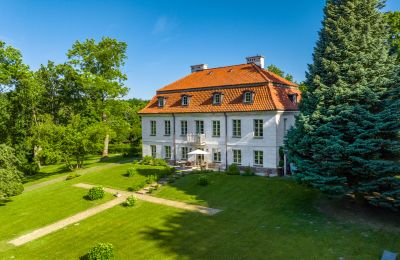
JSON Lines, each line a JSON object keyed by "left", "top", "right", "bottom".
{"left": 157, "top": 96, "right": 166, "bottom": 107}
{"left": 243, "top": 91, "right": 254, "bottom": 104}
{"left": 288, "top": 93, "right": 298, "bottom": 104}
{"left": 181, "top": 95, "right": 190, "bottom": 106}
{"left": 212, "top": 92, "right": 223, "bottom": 105}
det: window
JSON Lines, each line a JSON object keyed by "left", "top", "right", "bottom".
{"left": 212, "top": 121, "right": 220, "bottom": 137}
{"left": 180, "top": 120, "right": 188, "bottom": 135}
{"left": 181, "top": 147, "right": 188, "bottom": 160}
{"left": 150, "top": 121, "right": 156, "bottom": 136}
{"left": 182, "top": 95, "right": 189, "bottom": 106}
{"left": 213, "top": 149, "right": 221, "bottom": 163}
{"left": 213, "top": 93, "right": 222, "bottom": 105}
{"left": 288, "top": 94, "right": 297, "bottom": 104}
{"left": 196, "top": 120, "right": 204, "bottom": 134}
{"left": 164, "top": 146, "right": 171, "bottom": 159}
{"left": 151, "top": 145, "right": 156, "bottom": 158}
{"left": 243, "top": 91, "right": 253, "bottom": 103}
{"left": 232, "top": 119, "right": 241, "bottom": 137}
{"left": 164, "top": 120, "right": 171, "bottom": 136}
{"left": 158, "top": 97, "right": 165, "bottom": 107}
{"left": 233, "top": 149, "right": 242, "bottom": 165}
{"left": 254, "top": 119, "right": 263, "bottom": 138}
{"left": 254, "top": 150, "right": 263, "bottom": 166}
{"left": 283, "top": 118, "right": 288, "bottom": 136}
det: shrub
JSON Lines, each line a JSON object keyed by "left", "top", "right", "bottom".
{"left": 198, "top": 175, "right": 209, "bottom": 186}
{"left": 147, "top": 187, "right": 155, "bottom": 194}
{"left": 128, "top": 182, "right": 146, "bottom": 192}
{"left": 86, "top": 242, "right": 114, "bottom": 260}
{"left": 123, "top": 195, "right": 137, "bottom": 207}
{"left": 227, "top": 164, "right": 240, "bottom": 175}
{"left": 126, "top": 168, "right": 136, "bottom": 177}
{"left": 146, "top": 175, "right": 157, "bottom": 184}
{"left": 242, "top": 166, "right": 255, "bottom": 176}
{"left": 140, "top": 156, "right": 168, "bottom": 166}
{"left": 86, "top": 187, "right": 105, "bottom": 200}
{"left": 66, "top": 172, "right": 81, "bottom": 180}
{"left": 141, "top": 156, "right": 154, "bottom": 165}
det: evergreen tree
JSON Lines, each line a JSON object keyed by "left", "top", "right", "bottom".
{"left": 285, "top": 0, "right": 400, "bottom": 210}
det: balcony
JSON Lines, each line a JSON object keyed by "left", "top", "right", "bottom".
{"left": 187, "top": 133, "right": 206, "bottom": 145}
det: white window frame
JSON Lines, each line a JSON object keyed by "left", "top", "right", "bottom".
{"left": 182, "top": 95, "right": 189, "bottom": 106}
{"left": 181, "top": 147, "right": 188, "bottom": 160}
{"left": 165, "top": 146, "right": 171, "bottom": 159}
{"left": 254, "top": 119, "right": 263, "bottom": 138}
{"left": 150, "top": 121, "right": 156, "bottom": 136}
{"left": 158, "top": 97, "right": 165, "bottom": 107}
{"left": 212, "top": 120, "right": 220, "bottom": 137}
{"left": 244, "top": 92, "right": 253, "bottom": 103}
{"left": 232, "top": 119, "right": 241, "bottom": 137}
{"left": 164, "top": 120, "right": 171, "bottom": 136}
{"left": 233, "top": 149, "right": 242, "bottom": 165}
{"left": 213, "top": 93, "right": 221, "bottom": 105}
{"left": 254, "top": 150, "right": 264, "bottom": 167}
{"left": 196, "top": 120, "right": 204, "bottom": 134}
{"left": 181, "top": 120, "right": 188, "bottom": 136}
{"left": 150, "top": 145, "right": 156, "bottom": 158}
{"left": 213, "top": 148, "right": 221, "bottom": 163}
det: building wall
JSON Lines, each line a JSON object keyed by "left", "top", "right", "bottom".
{"left": 141, "top": 111, "right": 296, "bottom": 174}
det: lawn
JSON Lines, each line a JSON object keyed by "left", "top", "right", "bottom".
{"left": 1, "top": 170, "right": 399, "bottom": 259}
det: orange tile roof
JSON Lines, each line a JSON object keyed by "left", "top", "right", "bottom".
{"left": 139, "top": 84, "right": 301, "bottom": 114}
{"left": 139, "top": 63, "right": 301, "bottom": 114}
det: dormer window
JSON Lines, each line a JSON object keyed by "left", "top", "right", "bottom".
{"left": 213, "top": 92, "right": 223, "bottom": 105}
{"left": 288, "top": 94, "right": 297, "bottom": 104}
{"left": 158, "top": 97, "right": 165, "bottom": 107}
{"left": 181, "top": 95, "right": 189, "bottom": 106}
{"left": 243, "top": 91, "right": 254, "bottom": 103}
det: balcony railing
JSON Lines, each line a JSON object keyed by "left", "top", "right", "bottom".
{"left": 187, "top": 133, "right": 206, "bottom": 145}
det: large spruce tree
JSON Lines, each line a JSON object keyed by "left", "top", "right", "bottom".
{"left": 285, "top": 0, "right": 400, "bottom": 210}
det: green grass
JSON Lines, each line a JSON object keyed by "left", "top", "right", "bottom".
{"left": 1, "top": 171, "right": 399, "bottom": 259}
{"left": 23, "top": 154, "right": 131, "bottom": 187}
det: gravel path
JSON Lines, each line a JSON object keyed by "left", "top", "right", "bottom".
{"left": 24, "top": 160, "right": 131, "bottom": 193}
{"left": 9, "top": 183, "right": 221, "bottom": 247}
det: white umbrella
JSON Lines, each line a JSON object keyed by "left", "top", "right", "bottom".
{"left": 188, "top": 149, "right": 209, "bottom": 167}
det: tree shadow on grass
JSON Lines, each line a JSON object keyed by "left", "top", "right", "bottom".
{"left": 0, "top": 199, "right": 12, "bottom": 206}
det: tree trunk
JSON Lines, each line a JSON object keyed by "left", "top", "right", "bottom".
{"left": 102, "top": 134, "right": 109, "bottom": 159}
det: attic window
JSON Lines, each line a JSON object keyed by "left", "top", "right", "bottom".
{"left": 243, "top": 91, "right": 254, "bottom": 103}
{"left": 288, "top": 94, "right": 297, "bottom": 104}
{"left": 158, "top": 97, "right": 166, "bottom": 107}
{"left": 181, "top": 95, "right": 189, "bottom": 106}
{"left": 213, "top": 93, "right": 223, "bottom": 105}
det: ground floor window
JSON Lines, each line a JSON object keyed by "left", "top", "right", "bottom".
{"left": 165, "top": 146, "right": 171, "bottom": 159}
{"left": 254, "top": 150, "right": 263, "bottom": 166}
{"left": 213, "top": 149, "right": 221, "bottom": 163}
{"left": 233, "top": 149, "right": 242, "bottom": 165}
{"left": 181, "top": 147, "right": 188, "bottom": 160}
{"left": 150, "top": 145, "right": 156, "bottom": 158}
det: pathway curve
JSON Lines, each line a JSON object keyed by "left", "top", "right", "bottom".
{"left": 9, "top": 183, "right": 221, "bottom": 247}
{"left": 24, "top": 159, "right": 132, "bottom": 193}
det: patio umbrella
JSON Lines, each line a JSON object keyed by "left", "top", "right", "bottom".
{"left": 188, "top": 149, "right": 210, "bottom": 166}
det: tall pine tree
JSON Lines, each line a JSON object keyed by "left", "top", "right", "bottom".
{"left": 285, "top": 0, "right": 400, "bottom": 210}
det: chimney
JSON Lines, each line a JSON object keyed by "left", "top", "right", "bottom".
{"left": 246, "top": 55, "right": 265, "bottom": 69}
{"left": 191, "top": 64, "right": 208, "bottom": 73}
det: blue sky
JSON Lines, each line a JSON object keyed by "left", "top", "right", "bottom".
{"left": 1, "top": 0, "right": 399, "bottom": 99}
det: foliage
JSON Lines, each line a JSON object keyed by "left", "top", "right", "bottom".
{"left": 85, "top": 242, "right": 114, "bottom": 260}
{"left": 123, "top": 195, "right": 137, "bottom": 207}
{"left": 146, "top": 175, "right": 157, "bottom": 184}
{"left": 385, "top": 11, "right": 400, "bottom": 62}
{"left": 198, "top": 175, "right": 209, "bottom": 186}
{"left": 128, "top": 181, "right": 146, "bottom": 192}
{"left": 86, "top": 186, "right": 105, "bottom": 200}
{"left": 266, "top": 64, "right": 295, "bottom": 82}
{"left": 242, "top": 166, "right": 254, "bottom": 176}
{"left": 140, "top": 156, "right": 168, "bottom": 166}
{"left": 227, "top": 164, "right": 240, "bottom": 175}
{"left": 285, "top": 0, "right": 400, "bottom": 210}
{"left": 0, "top": 144, "right": 23, "bottom": 198}
{"left": 126, "top": 168, "right": 136, "bottom": 177}
{"left": 65, "top": 172, "right": 81, "bottom": 180}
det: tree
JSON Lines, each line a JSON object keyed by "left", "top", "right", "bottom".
{"left": 0, "top": 144, "right": 23, "bottom": 198}
{"left": 266, "top": 64, "right": 295, "bottom": 82}
{"left": 385, "top": 11, "right": 400, "bottom": 62}
{"left": 67, "top": 38, "right": 128, "bottom": 159}
{"left": 285, "top": 0, "right": 400, "bottom": 210}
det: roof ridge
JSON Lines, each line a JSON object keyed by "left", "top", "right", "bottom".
{"left": 197, "top": 63, "right": 250, "bottom": 71}
{"left": 262, "top": 69, "right": 298, "bottom": 87}
{"left": 251, "top": 63, "right": 273, "bottom": 82}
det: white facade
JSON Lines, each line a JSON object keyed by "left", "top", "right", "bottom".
{"left": 141, "top": 111, "right": 297, "bottom": 174}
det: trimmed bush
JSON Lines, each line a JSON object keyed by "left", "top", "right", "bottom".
{"left": 198, "top": 175, "right": 209, "bottom": 186}
{"left": 86, "top": 242, "right": 114, "bottom": 260}
{"left": 123, "top": 195, "right": 137, "bottom": 207}
{"left": 227, "top": 164, "right": 240, "bottom": 175}
{"left": 140, "top": 156, "right": 168, "bottom": 166}
{"left": 126, "top": 168, "right": 136, "bottom": 177}
{"left": 66, "top": 172, "right": 81, "bottom": 180}
{"left": 86, "top": 187, "right": 105, "bottom": 200}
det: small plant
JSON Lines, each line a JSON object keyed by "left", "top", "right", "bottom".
{"left": 85, "top": 242, "right": 114, "bottom": 260}
{"left": 86, "top": 187, "right": 105, "bottom": 200}
{"left": 126, "top": 168, "right": 136, "bottom": 177}
{"left": 227, "top": 164, "right": 240, "bottom": 175}
{"left": 123, "top": 195, "right": 137, "bottom": 207}
{"left": 66, "top": 172, "right": 81, "bottom": 180}
{"left": 147, "top": 187, "right": 155, "bottom": 194}
{"left": 242, "top": 166, "right": 255, "bottom": 176}
{"left": 141, "top": 156, "right": 154, "bottom": 165}
{"left": 146, "top": 175, "right": 157, "bottom": 184}
{"left": 128, "top": 182, "right": 146, "bottom": 192}
{"left": 198, "top": 175, "right": 209, "bottom": 186}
